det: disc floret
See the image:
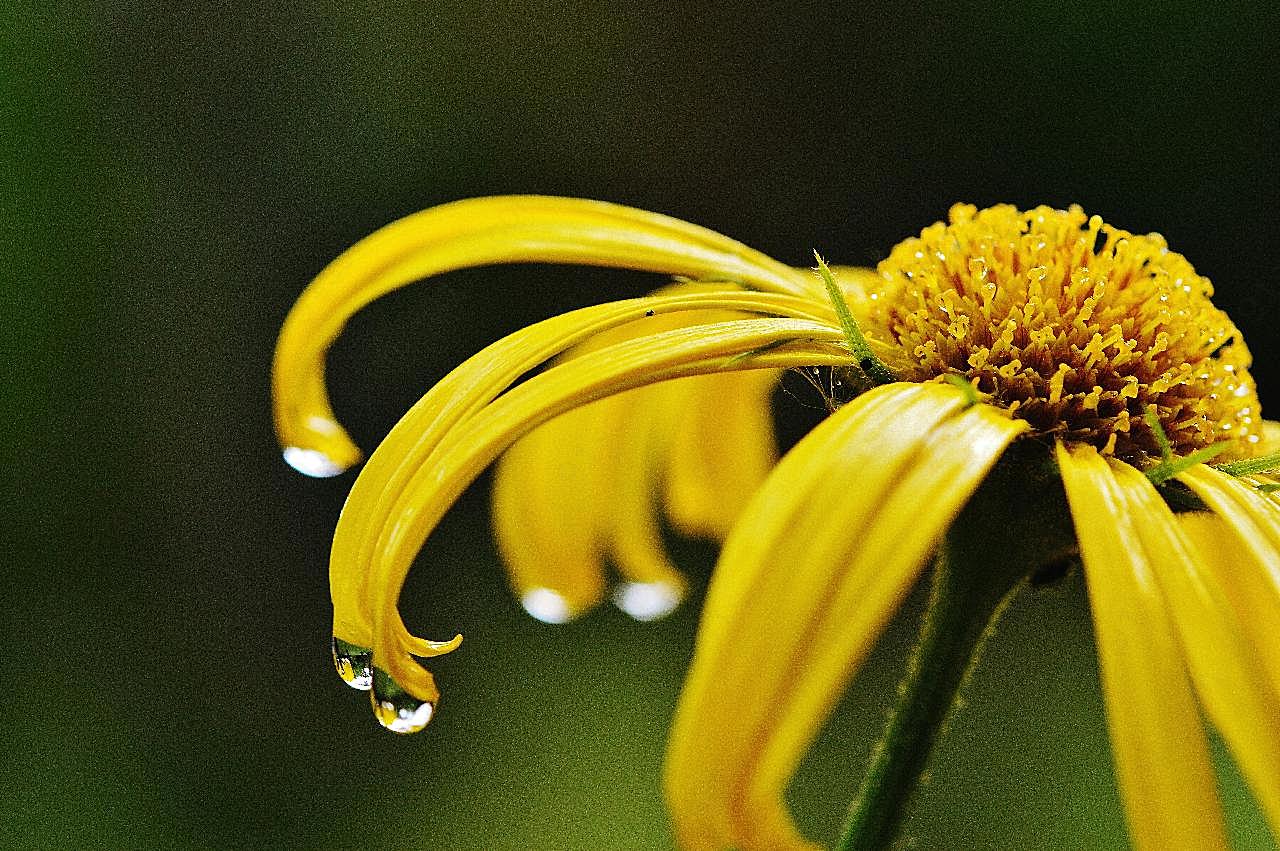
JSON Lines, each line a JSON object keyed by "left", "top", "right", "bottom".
{"left": 865, "top": 203, "right": 1261, "bottom": 460}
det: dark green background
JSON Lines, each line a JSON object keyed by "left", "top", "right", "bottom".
{"left": 6, "top": 1, "right": 1278, "bottom": 848}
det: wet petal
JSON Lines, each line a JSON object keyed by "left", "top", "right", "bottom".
{"left": 490, "top": 401, "right": 607, "bottom": 621}
{"left": 273, "top": 196, "right": 817, "bottom": 473}
{"left": 1057, "top": 443, "right": 1228, "bottom": 851}
{"left": 361, "top": 317, "right": 851, "bottom": 705}
{"left": 329, "top": 290, "right": 831, "bottom": 651}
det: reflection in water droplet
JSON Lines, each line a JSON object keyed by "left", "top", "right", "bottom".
{"left": 283, "top": 446, "right": 346, "bottom": 478}
{"left": 613, "top": 581, "right": 682, "bottom": 622}
{"left": 371, "top": 668, "right": 435, "bottom": 734}
{"left": 521, "top": 587, "right": 572, "bottom": 624}
{"left": 332, "top": 637, "right": 373, "bottom": 690}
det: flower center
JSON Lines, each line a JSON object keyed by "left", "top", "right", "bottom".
{"left": 862, "top": 203, "right": 1262, "bottom": 459}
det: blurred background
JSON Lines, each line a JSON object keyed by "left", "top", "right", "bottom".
{"left": 6, "top": 1, "right": 1278, "bottom": 848}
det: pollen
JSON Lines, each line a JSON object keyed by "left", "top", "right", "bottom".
{"left": 863, "top": 203, "right": 1262, "bottom": 460}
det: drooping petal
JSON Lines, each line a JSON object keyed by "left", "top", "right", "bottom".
{"left": 490, "top": 287, "right": 784, "bottom": 624}
{"left": 329, "top": 290, "right": 831, "bottom": 650}
{"left": 665, "top": 383, "right": 1019, "bottom": 850}
{"left": 1176, "top": 464, "right": 1280, "bottom": 699}
{"left": 490, "top": 400, "right": 608, "bottom": 622}
{"left": 361, "top": 318, "right": 852, "bottom": 702}
{"left": 1100, "top": 461, "right": 1280, "bottom": 840}
{"left": 598, "top": 384, "right": 689, "bottom": 617}
{"left": 272, "top": 196, "right": 819, "bottom": 473}
{"left": 662, "top": 367, "right": 778, "bottom": 540}
{"left": 1056, "top": 442, "right": 1228, "bottom": 851}
{"left": 741, "top": 402, "right": 1025, "bottom": 846}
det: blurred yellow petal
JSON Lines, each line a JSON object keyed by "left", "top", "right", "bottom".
{"left": 601, "top": 385, "right": 688, "bottom": 609}
{"left": 272, "top": 196, "right": 817, "bottom": 472}
{"left": 663, "top": 367, "right": 778, "bottom": 539}
{"left": 1056, "top": 442, "right": 1228, "bottom": 851}
{"left": 364, "top": 318, "right": 852, "bottom": 701}
{"left": 666, "top": 382, "right": 1010, "bottom": 850}
{"left": 489, "top": 284, "right": 789, "bottom": 624}
{"left": 490, "top": 401, "right": 607, "bottom": 622}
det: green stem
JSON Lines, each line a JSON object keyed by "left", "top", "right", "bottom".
{"left": 837, "top": 542, "right": 1019, "bottom": 851}
{"left": 837, "top": 443, "right": 1078, "bottom": 851}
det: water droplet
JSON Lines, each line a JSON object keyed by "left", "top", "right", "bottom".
{"left": 332, "top": 637, "right": 373, "bottom": 690}
{"left": 613, "top": 581, "right": 682, "bottom": 622}
{"left": 371, "top": 669, "right": 435, "bottom": 734}
{"left": 283, "top": 446, "right": 346, "bottom": 478}
{"left": 521, "top": 588, "right": 572, "bottom": 624}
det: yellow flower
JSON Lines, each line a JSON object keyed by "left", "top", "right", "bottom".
{"left": 272, "top": 197, "right": 1280, "bottom": 850}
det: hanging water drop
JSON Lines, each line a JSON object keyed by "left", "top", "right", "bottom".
{"left": 521, "top": 587, "right": 573, "bottom": 624}
{"left": 371, "top": 669, "right": 435, "bottom": 734}
{"left": 332, "top": 637, "right": 373, "bottom": 690}
{"left": 613, "top": 581, "right": 682, "bottom": 622}
{"left": 283, "top": 446, "right": 346, "bottom": 478}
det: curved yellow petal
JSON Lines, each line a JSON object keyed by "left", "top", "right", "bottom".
{"left": 363, "top": 318, "right": 852, "bottom": 701}
{"left": 272, "top": 196, "right": 818, "bottom": 473}
{"left": 488, "top": 285, "right": 787, "bottom": 624}
{"left": 1179, "top": 463, "right": 1280, "bottom": 550}
{"left": 1106, "top": 466, "right": 1280, "bottom": 842}
{"left": 1056, "top": 442, "right": 1228, "bottom": 851}
{"left": 741, "top": 402, "right": 1025, "bottom": 845}
{"left": 493, "top": 308, "right": 779, "bottom": 624}
{"left": 665, "top": 382, "right": 1003, "bottom": 850}
{"left": 1178, "top": 511, "right": 1280, "bottom": 702}
{"left": 600, "top": 384, "right": 688, "bottom": 608}
{"left": 330, "top": 290, "right": 832, "bottom": 649}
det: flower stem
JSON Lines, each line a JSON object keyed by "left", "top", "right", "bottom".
{"left": 837, "top": 542, "right": 1017, "bottom": 851}
{"left": 838, "top": 443, "right": 1077, "bottom": 851}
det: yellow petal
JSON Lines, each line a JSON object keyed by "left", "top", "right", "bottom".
{"left": 663, "top": 367, "right": 779, "bottom": 540}
{"left": 490, "top": 400, "right": 608, "bottom": 622}
{"left": 490, "top": 292, "right": 781, "bottom": 623}
{"left": 1178, "top": 511, "right": 1280, "bottom": 701}
{"left": 599, "top": 384, "right": 688, "bottom": 612}
{"left": 742, "top": 402, "right": 1026, "bottom": 844}
{"left": 665, "top": 382, "right": 1011, "bottom": 850}
{"left": 329, "top": 290, "right": 833, "bottom": 649}
{"left": 1104, "top": 466, "right": 1280, "bottom": 842}
{"left": 489, "top": 286, "right": 785, "bottom": 625}
{"left": 1176, "top": 465, "right": 1280, "bottom": 697}
{"left": 272, "top": 196, "right": 818, "bottom": 473}
{"left": 363, "top": 318, "right": 852, "bottom": 700}
{"left": 1056, "top": 442, "right": 1228, "bottom": 851}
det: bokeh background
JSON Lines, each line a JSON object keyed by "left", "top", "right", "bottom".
{"left": 6, "top": 1, "right": 1279, "bottom": 848}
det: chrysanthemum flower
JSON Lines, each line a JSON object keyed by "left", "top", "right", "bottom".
{"left": 273, "top": 197, "right": 1280, "bottom": 850}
